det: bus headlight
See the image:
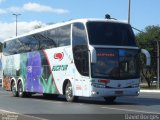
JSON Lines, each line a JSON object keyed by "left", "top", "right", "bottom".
{"left": 91, "top": 91, "right": 99, "bottom": 95}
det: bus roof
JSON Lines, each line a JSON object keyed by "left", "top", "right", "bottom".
{"left": 3, "top": 18, "right": 128, "bottom": 42}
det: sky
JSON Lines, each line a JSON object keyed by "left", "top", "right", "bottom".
{"left": 0, "top": 0, "right": 160, "bottom": 42}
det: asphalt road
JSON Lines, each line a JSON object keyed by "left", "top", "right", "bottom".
{"left": 0, "top": 86, "right": 160, "bottom": 120}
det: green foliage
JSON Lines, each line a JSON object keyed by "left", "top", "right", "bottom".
{"left": 136, "top": 25, "right": 160, "bottom": 87}
{"left": 33, "top": 24, "right": 43, "bottom": 29}
{"left": 136, "top": 25, "right": 160, "bottom": 44}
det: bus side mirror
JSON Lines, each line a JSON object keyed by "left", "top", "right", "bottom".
{"left": 141, "top": 49, "right": 151, "bottom": 66}
{"left": 89, "top": 45, "right": 96, "bottom": 63}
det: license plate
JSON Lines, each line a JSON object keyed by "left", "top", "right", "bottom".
{"left": 115, "top": 91, "right": 123, "bottom": 95}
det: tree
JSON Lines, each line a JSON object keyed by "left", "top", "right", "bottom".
{"left": 32, "top": 24, "right": 44, "bottom": 29}
{"left": 136, "top": 25, "right": 160, "bottom": 87}
{"left": 32, "top": 22, "right": 54, "bottom": 30}
{"left": 136, "top": 25, "right": 160, "bottom": 43}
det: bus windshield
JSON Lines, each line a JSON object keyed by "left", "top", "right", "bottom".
{"left": 91, "top": 48, "right": 140, "bottom": 79}
{"left": 87, "top": 21, "right": 137, "bottom": 46}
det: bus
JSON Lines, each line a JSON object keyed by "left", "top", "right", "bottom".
{"left": 2, "top": 18, "right": 150, "bottom": 102}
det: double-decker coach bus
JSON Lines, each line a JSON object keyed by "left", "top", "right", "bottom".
{"left": 2, "top": 18, "right": 149, "bottom": 102}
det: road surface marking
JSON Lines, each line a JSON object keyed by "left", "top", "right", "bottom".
{"left": 101, "top": 107, "right": 160, "bottom": 114}
{"left": 140, "top": 90, "right": 160, "bottom": 93}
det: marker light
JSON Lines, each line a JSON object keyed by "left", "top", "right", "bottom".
{"left": 98, "top": 79, "right": 110, "bottom": 84}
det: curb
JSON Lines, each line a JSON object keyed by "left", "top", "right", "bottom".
{"left": 140, "top": 90, "right": 160, "bottom": 93}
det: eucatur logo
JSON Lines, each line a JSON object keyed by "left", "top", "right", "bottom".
{"left": 54, "top": 52, "right": 64, "bottom": 61}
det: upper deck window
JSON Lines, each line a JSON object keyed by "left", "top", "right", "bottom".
{"left": 87, "top": 22, "right": 137, "bottom": 46}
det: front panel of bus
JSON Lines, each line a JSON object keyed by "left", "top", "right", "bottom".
{"left": 86, "top": 21, "right": 140, "bottom": 97}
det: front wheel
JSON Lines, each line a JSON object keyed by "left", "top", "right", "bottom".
{"left": 65, "top": 82, "right": 78, "bottom": 102}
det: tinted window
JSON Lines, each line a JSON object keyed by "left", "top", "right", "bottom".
{"left": 35, "top": 32, "right": 57, "bottom": 49}
{"left": 87, "top": 22, "right": 137, "bottom": 46}
{"left": 72, "top": 23, "right": 89, "bottom": 76}
{"left": 3, "top": 39, "right": 20, "bottom": 55}
{"left": 72, "top": 23, "right": 88, "bottom": 47}
{"left": 20, "top": 35, "right": 40, "bottom": 52}
{"left": 57, "top": 25, "right": 71, "bottom": 47}
{"left": 46, "top": 25, "right": 71, "bottom": 47}
{"left": 3, "top": 25, "right": 71, "bottom": 55}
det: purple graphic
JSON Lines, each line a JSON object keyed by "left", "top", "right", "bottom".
{"left": 26, "top": 52, "right": 43, "bottom": 92}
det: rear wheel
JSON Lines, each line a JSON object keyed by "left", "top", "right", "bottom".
{"left": 104, "top": 96, "right": 116, "bottom": 103}
{"left": 17, "top": 81, "right": 25, "bottom": 97}
{"left": 65, "top": 82, "right": 78, "bottom": 102}
{"left": 11, "top": 81, "right": 18, "bottom": 97}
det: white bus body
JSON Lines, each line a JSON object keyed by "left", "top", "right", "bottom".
{"left": 2, "top": 19, "right": 141, "bottom": 102}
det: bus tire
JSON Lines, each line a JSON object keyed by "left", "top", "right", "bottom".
{"left": 65, "top": 82, "right": 78, "bottom": 102}
{"left": 104, "top": 96, "right": 116, "bottom": 103}
{"left": 11, "top": 81, "right": 18, "bottom": 97}
{"left": 17, "top": 81, "right": 25, "bottom": 97}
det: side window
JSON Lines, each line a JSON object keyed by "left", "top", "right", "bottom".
{"left": 18, "top": 37, "right": 31, "bottom": 52}
{"left": 3, "top": 39, "right": 21, "bottom": 55}
{"left": 3, "top": 25, "right": 71, "bottom": 56}
{"left": 45, "top": 29, "right": 58, "bottom": 48}
{"left": 29, "top": 35, "right": 40, "bottom": 50}
{"left": 44, "top": 25, "right": 71, "bottom": 48}
{"left": 3, "top": 41, "right": 11, "bottom": 55}
{"left": 57, "top": 25, "right": 71, "bottom": 47}
{"left": 72, "top": 23, "right": 89, "bottom": 76}
{"left": 72, "top": 23, "right": 87, "bottom": 47}
{"left": 19, "top": 35, "right": 39, "bottom": 52}
{"left": 33, "top": 32, "right": 57, "bottom": 50}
